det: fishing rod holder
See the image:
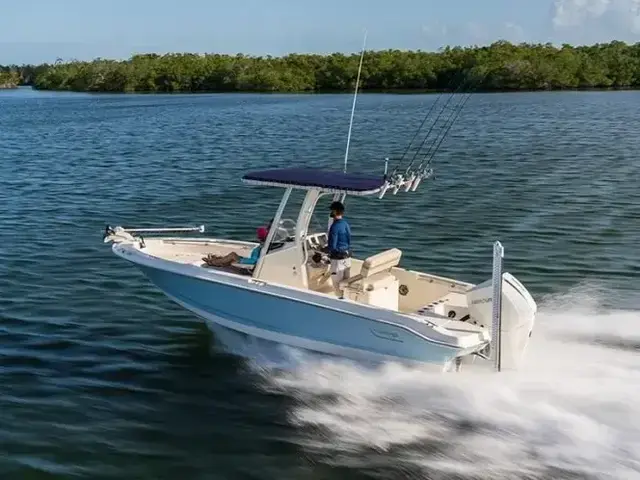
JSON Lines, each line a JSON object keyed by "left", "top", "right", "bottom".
{"left": 378, "top": 167, "right": 435, "bottom": 199}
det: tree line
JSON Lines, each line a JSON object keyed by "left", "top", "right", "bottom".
{"left": 3, "top": 41, "right": 640, "bottom": 93}
{"left": 0, "top": 64, "right": 49, "bottom": 88}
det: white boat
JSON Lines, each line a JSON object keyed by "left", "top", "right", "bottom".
{"left": 102, "top": 44, "right": 537, "bottom": 373}
{"left": 103, "top": 165, "right": 537, "bottom": 372}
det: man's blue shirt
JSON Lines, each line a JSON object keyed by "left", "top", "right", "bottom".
{"left": 328, "top": 217, "right": 351, "bottom": 255}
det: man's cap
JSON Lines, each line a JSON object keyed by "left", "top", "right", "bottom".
{"left": 329, "top": 201, "right": 345, "bottom": 212}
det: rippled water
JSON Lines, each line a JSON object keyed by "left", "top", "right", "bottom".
{"left": 1, "top": 87, "right": 639, "bottom": 479}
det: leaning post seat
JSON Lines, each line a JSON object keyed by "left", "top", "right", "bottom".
{"left": 340, "top": 248, "right": 402, "bottom": 310}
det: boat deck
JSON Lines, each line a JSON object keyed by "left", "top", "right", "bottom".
{"left": 142, "top": 239, "right": 257, "bottom": 274}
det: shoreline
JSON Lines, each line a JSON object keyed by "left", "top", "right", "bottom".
{"left": 27, "top": 86, "right": 640, "bottom": 95}
{"left": 8, "top": 41, "right": 640, "bottom": 95}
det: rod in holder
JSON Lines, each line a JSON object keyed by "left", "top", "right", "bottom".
{"left": 491, "top": 240, "right": 504, "bottom": 372}
{"left": 403, "top": 173, "right": 416, "bottom": 192}
{"left": 377, "top": 162, "right": 436, "bottom": 199}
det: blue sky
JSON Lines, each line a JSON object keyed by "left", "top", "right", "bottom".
{"left": 1, "top": 0, "right": 640, "bottom": 64}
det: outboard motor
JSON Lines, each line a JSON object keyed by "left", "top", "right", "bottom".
{"left": 466, "top": 272, "right": 537, "bottom": 370}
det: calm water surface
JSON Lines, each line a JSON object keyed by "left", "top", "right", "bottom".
{"left": 1, "top": 87, "right": 639, "bottom": 479}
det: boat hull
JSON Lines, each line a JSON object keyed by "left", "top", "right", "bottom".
{"left": 129, "top": 260, "right": 463, "bottom": 368}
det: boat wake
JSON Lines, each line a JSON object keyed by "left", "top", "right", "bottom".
{"left": 213, "top": 285, "right": 640, "bottom": 479}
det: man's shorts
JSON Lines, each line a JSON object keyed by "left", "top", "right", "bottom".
{"left": 330, "top": 258, "right": 352, "bottom": 288}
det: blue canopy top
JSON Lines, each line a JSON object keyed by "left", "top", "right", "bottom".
{"left": 242, "top": 167, "right": 385, "bottom": 195}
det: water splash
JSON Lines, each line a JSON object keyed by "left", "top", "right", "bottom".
{"left": 233, "top": 287, "right": 640, "bottom": 479}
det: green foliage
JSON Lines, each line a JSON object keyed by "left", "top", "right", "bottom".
{"left": 5, "top": 41, "right": 640, "bottom": 93}
{"left": 0, "top": 64, "right": 49, "bottom": 87}
{"left": 0, "top": 69, "right": 20, "bottom": 88}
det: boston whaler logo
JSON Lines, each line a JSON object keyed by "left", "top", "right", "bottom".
{"left": 370, "top": 328, "right": 403, "bottom": 342}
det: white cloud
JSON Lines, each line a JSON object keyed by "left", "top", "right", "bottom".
{"left": 552, "top": 0, "right": 640, "bottom": 34}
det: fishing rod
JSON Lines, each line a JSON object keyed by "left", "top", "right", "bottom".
{"left": 413, "top": 91, "right": 473, "bottom": 172}
{"left": 413, "top": 68, "right": 488, "bottom": 173}
{"left": 414, "top": 90, "right": 470, "bottom": 163}
{"left": 402, "top": 77, "right": 471, "bottom": 175}
{"left": 387, "top": 71, "right": 471, "bottom": 179}
{"left": 377, "top": 67, "right": 487, "bottom": 197}
{"left": 395, "top": 90, "right": 445, "bottom": 165}
{"left": 392, "top": 91, "right": 471, "bottom": 194}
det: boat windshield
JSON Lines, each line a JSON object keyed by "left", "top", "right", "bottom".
{"left": 267, "top": 189, "right": 305, "bottom": 245}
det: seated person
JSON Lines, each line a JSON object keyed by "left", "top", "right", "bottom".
{"left": 203, "top": 227, "right": 268, "bottom": 267}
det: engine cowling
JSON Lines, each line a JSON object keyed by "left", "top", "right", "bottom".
{"left": 466, "top": 272, "right": 537, "bottom": 370}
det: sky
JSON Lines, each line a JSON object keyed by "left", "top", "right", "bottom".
{"left": 1, "top": 0, "right": 640, "bottom": 64}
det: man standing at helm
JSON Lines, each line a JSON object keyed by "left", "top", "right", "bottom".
{"left": 327, "top": 201, "right": 351, "bottom": 298}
